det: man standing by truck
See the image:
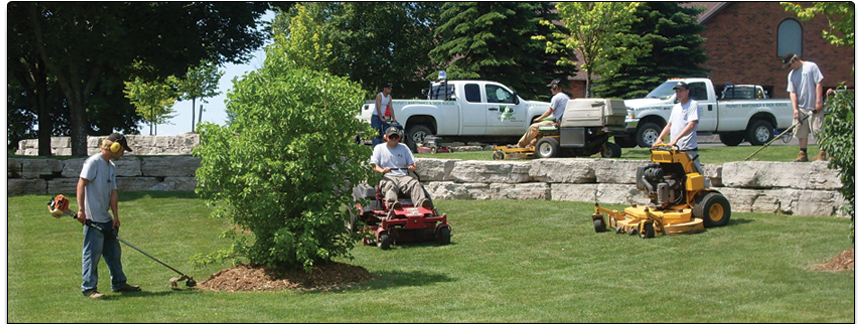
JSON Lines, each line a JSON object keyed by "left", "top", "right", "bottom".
{"left": 652, "top": 82, "right": 707, "bottom": 187}
{"left": 372, "top": 83, "right": 396, "bottom": 146}
{"left": 782, "top": 53, "right": 825, "bottom": 162}
{"left": 516, "top": 79, "right": 570, "bottom": 148}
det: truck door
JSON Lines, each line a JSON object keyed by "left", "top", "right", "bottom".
{"left": 688, "top": 81, "right": 717, "bottom": 132}
{"left": 460, "top": 83, "right": 487, "bottom": 135}
{"left": 484, "top": 84, "right": 524, "bottom": 135}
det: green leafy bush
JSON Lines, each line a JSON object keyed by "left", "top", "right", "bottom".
{"left": 193, "top": 59, "right": 375, "bottom": 271}
{"left": 817, "top": 83, "right": 854, "bottom": 244}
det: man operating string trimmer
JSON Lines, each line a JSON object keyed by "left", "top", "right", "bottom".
{"left": 75, "top": 133, "right": 141, "bottom": 299}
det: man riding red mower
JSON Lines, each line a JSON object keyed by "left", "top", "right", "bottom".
{"left": 349, "top": 124, "right": 451, "bottom": 250}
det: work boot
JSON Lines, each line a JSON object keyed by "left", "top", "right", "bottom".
{"left": 793, "top": 151, "right": 808, "bottom": 162}
{"left": 83, "top": 290, "right": 104, "bottom": 299}
{"left": 812, "top": 151, "right": 827, "bottom": 161}
{"left": 419, "top": 199, "right": 432, "bottom": 209}
{"left": 390, "top": 200, "right": 401, "bottom": 210}
{"left": 112, "top": 284, "right": 141, "bottom": 292}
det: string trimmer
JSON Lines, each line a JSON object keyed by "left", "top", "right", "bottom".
{"left": 47, "top": 194, "right": 196, "bottom": 288}
{"left": 744, "top": 110, "right": 812, "bottom": 161}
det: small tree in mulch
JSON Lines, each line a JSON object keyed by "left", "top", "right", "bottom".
{"left": 191, "top": 7, "right": 376, "bottom": 280}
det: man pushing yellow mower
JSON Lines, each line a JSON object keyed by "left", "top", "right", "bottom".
{"left": 591, "top": 144, "right": 731, "bottom": 238}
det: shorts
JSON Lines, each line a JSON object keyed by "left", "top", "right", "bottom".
{"left": 793, "top": 109, "right": 825, "bottom": 139}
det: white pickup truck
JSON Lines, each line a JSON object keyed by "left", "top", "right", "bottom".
{"left": 615, "top": 78, "right": 795, "bottom": 148}
{"left": 357, "top": 80, "right": 551, "bottom": 150}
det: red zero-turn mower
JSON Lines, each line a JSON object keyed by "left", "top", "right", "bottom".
{"left": 349, "top": 170, "right": 451, "bottom": 250}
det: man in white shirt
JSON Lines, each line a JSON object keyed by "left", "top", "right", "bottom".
{"left": 516, "top": 79, "right": 571, "bottom": 148}
{"left": 370, "top": 126, "right": 431, "bottom": 210}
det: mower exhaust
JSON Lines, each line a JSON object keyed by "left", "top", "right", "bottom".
{"left": 47, "top": 194, "right": 197, "bottom": 289}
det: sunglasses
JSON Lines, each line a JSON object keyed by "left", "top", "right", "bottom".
{"left": 387, "top": 134, "right": 401, "bottom": 140}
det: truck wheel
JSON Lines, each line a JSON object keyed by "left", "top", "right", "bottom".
{"left": 613, "top": 135, "right": 637, "bottom": 148}
{"left": 407, "top": 124, "right": 433, "bottom": 153}
{"left": 693, "top": 192, "right": 731, "bottom": 228}
{"left": 535, "top": 137, "right": 560, "bottom": 158}
{"left": 746, "top": 120, "right": 774, "bottom": 146}
{"left": 719, "top": 133, "right": 745, "bottom": 146}
{"left": 601, "top": 142, "right": 622, "bottom": 158}
{"left": 635, "top": 122, "right": 663, "bottom": 148}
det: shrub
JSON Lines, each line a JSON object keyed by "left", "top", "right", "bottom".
{"left": 193, "top": 60, "right": 375, "bottom": 271}
{"left": 817, "top": 84, "right": 854, "bottom": 244}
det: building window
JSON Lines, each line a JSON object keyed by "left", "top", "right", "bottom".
{"left": 777, "top": 19, "right": 802, "bottom": 56}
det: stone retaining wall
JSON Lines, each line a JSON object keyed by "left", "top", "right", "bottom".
{"left": 15, "top": 134, "right": 200, "bottom": 156}
{"left": 8, "top": 156, "right": 847, "bottom": 218}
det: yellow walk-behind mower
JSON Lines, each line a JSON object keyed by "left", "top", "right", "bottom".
{"left": 493, "top": 98, "right": 627, "bottom": 160}
{"left": 591, "top": 144, "right": 731, "bottom": 238}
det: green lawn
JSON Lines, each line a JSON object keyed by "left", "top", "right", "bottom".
{"left": 416, "top": 144, "right": 803, "bottom": 164}
{"left": 8, "top": 193, "right": 853, "bottom": 322}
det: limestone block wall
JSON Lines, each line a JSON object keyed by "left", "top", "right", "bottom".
{"left": 8, "top": 156, "right": 847, "bottom": 218}
{"left": 414, "top": 158, "right": 847, "bottom": 218}
{"left": 7, "top": 156, "right": 199, "bottom": 195}
{"left": 15, "top": 134, "right": 200, "bottom": 156}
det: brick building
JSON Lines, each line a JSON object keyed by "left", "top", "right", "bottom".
{"left": 564, "top": 2, "right": 854, "bottom": 98}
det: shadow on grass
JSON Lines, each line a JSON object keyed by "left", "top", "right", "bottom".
{"left": 724, "top": 218, "right": 754, "bottom": 227}
{"left": 365, "top": 269, "right": 457, "bottom": 290}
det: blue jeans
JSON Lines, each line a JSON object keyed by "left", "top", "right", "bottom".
{"left": 81, "top": 221, "right": 128, "bottom": 294}
{"left": 371, "top": 116, "right": 387, "bottom": 146}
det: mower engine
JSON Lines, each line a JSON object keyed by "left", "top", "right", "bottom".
{"left": 636, "top": 163, "right": 684, "bottom": 210}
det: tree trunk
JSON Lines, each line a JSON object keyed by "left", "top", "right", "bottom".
{"left": 191, "top": 97, "right": 196, "bottom": 133}
{"left": 198, "top": 100, "right": 204, "bottom": 128}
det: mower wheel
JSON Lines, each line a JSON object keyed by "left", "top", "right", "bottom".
{"left": 438, "top": 227, "right": 451, "bottom": 245}
{"left": 640, "top": 221, "right": 655, "bottom": 239}
{"left": 627, "top": 227, "right": 638, "bottom": 235}
{"left": 593, "top": 218, "right": 606, "bottom": 233}
{"left": 493, "top": 150, "right": 505, "bottom": 160}
{"left": 535, "top": 137, "right": 560, "bottom": 159}
{"left": 378, "top": 232, "right": 392, "bottom": 250}
{"left": 694, "top": 192, "right": 731, "bottom": 228}
{"left": 601, "top": 142, "right": 622, "bottom": 158}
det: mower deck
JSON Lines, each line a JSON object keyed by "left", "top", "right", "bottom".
{"left": 492, "top": 146, "right": 534, "bottom": 160}
{"left": 593, "top": 204, "right": 705, "bottom": 238}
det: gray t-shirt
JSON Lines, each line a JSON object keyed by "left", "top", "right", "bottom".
{"left": 787, "top": 61, "right": 824, "bottom": 110}
{"left": 79, "top": 154, "right": 117, "bottom": 223}
{"left": 669, "top": 99, "right": 700, "bottom": 151}
{"left": 550, "top": 92, "right": 571, "bottom": 121}
{"left": 370, "top": 143, "right": 415, "bottom": 177}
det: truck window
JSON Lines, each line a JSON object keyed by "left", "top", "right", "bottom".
{"left": 646, "top": 82, "right": 677, "bottom": 100}
{"left": 429, "top": 84, "right": 456, "bottom": 100}
{"left": 484, "top": 84, "right": 516, "bottom": 104}
{"left": 465, "top": 84, "right": 481, "bottom": 103}
{"left": 688, "top": 82, "right": 708, "bottom": 101}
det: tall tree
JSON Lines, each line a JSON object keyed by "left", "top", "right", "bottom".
{"left": 269, "top": 4, "right": 334, "bottom": 73}
{"left": 124, "top": 76, "right": 178, "bottom": 136}
{"left": 175, "top": 60, "right": 224, "bottom": 133}
{"left": 9, "top": 2, "right": 268, "bottom": 156}
{"left": 537, "top": 2, "right": 646, "bottom": 98}
{"left": 431, "top": 2, "right": 575, "bottom": 99}
{"left": 591, "top": 2, "right": 709, "bottom": 99}
{"left": 297, "top": 2, "right": 443, "bottom": 96}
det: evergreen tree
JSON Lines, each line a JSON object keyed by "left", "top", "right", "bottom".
{"left": 592, "top": 3, "right": 709, "bottom": 99}
{"left": 430, "top": 2, "right": 575, "bottom": 99}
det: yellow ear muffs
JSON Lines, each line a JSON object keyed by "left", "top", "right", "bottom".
{"left": 104, "top": 139, "right": 122, "bottom": 153}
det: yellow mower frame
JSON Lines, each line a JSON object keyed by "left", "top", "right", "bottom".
{"left": 591, "top": 144, "right": 731, "bottom": 238}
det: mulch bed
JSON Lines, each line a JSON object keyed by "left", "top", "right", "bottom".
{"left": 814, "top": 248, "right": 854, "bottom": 271}
{"left": 197, "top": 262, "right": 374, "bottom": 292}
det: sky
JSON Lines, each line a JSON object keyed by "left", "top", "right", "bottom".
{"left": 141, "top": 10, "right": 275, "bottom": 136}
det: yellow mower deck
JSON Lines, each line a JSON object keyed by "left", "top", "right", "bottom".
{"left": 592, "top": 204, "right": 705, "bottom": 238}
{"left": 493, "top": 146, "right": 536, "bottom": 160}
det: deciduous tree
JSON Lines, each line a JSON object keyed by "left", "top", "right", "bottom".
{"left": 175, "top": 60, "right": 224, "bottom": 133}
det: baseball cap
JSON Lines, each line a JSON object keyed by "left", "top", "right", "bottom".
{"left": 781, "top": 53, "right": 797, "bottom": 69}
{"left": 385, "top": 126, "right": 403, "bottom": 137}
{"left": 672, "top": 82, "right": 689, "bottom": 90}
{"left": 382, "top": 82, "right": 393, "bottom": 88}
{"left": 546, "top": 79, "right": 561, "bottom": 87}
{"left": 107, "top": 133, "right": 133, "bottom": 152}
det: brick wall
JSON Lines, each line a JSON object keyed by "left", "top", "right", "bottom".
{"left": 699, "top": 2, "right": 855, "bottom": 98}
